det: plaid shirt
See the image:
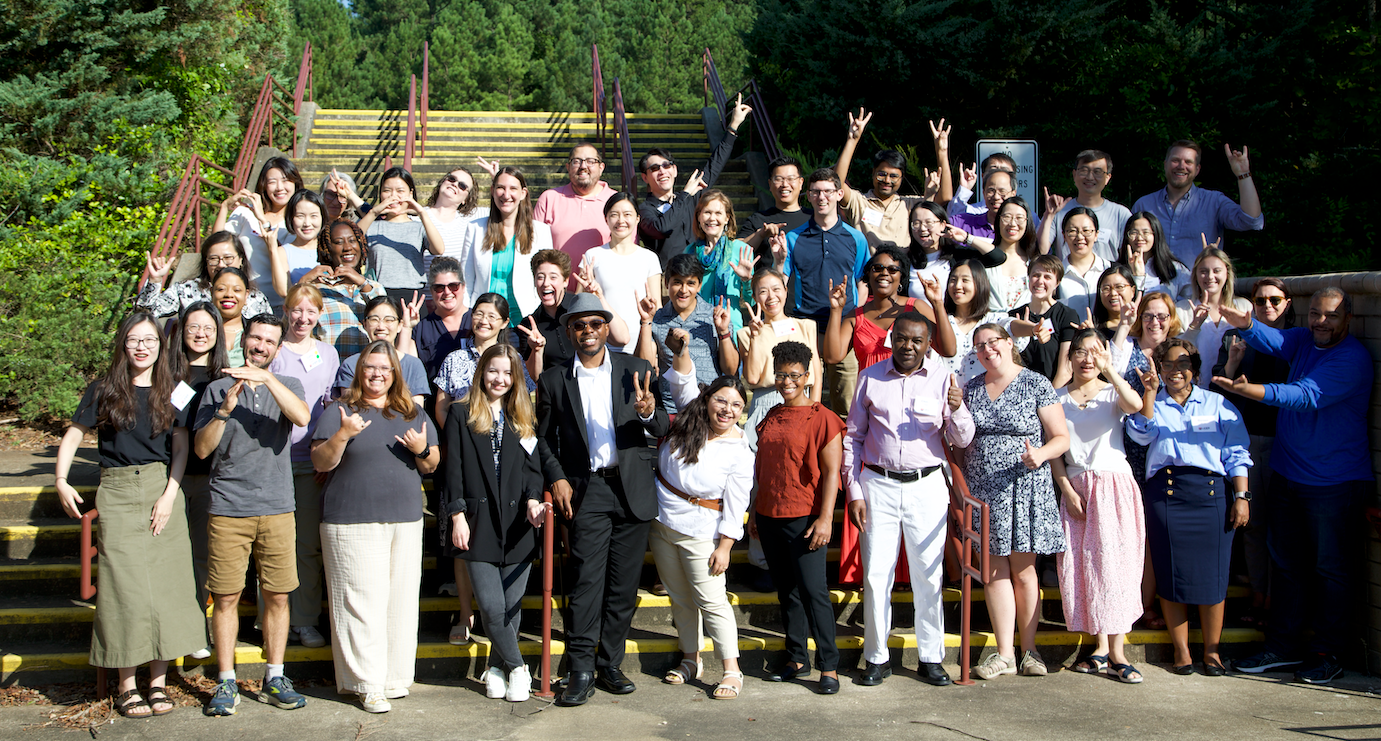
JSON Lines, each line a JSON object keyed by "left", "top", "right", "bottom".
{"left": 316, "top": 281, "right": 385, "bottom": 358}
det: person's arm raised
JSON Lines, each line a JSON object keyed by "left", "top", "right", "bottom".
{"left": 833, "top": 108, "right": 871, "bottom": 201}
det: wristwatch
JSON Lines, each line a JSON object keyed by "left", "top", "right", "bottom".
{"left": 415, "top": 446, "right": 431, "bottom": 459}
{"left": 1234, "top": 490, "right": 1252, "bottom": 501}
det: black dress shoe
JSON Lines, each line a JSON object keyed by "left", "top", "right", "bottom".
{"left": 596, "top": 667, "right": 637, "bottom": 694}
{"left": 858, "top": 661, "right": 891, "bottom": 686}
{"left": 918, "top": 662, "right": 953, "bottom": 686}
{"left": 818, "top": 674, "right": 840, "bottom": 694}
{"left": 1202, "top": 661, "right": 1227, "bottom": 677}
{"left": 763, "top": 662, "right": 810, "bottom": 682}
{"left": 1172, "top": 663, "right": 1196, "bottom": 676}
{"left": 556, "top": 671, "right": 595, "bottom": 706}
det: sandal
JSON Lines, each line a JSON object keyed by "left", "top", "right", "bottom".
{"left": 114, "top": 689, "right": 152, "bottom": 718}
{"left": 1107, "top": 663, "right": 1144, "bottom": 684}
{"left": 147, "top": 687, "right": 174, "bottom": 716}
{"left": 713, "top": 670, "right": 743, "bottom": 699}
{"left": 664, "top": 657, "right": 703, "bottom": 685}
{"left": 1072, "top": 654, "right": 1110, "bottom": 674}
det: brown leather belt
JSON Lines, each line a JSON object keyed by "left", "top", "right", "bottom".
{"left": 656, "top": 471, "right": 722, "bottom": 511}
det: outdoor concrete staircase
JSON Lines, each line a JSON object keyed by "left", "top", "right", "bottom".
{"left": 294, "top": 109, "right": 760, "bottom": 224}
{"left": 0, "top": 454, "right": 1264, "bottom": 687}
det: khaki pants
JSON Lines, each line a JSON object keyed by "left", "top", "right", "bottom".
{"left": 648, "top": 520, "right": 740, "bottom": 660}
{"left": 825, "top": 348, "right": 859, "bottom": 417}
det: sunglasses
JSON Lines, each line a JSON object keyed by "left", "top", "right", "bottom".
{"left": 569, "top": 319, "right": 607, "bottom": 332}
{"left": 1254, "top": 295, "right": 1286, "bottom": 307}
{"left": 444, "top": 174, "right": 470, "bottom": 191}
{"left": 431, "top": 281, "right": 462, "bottom": 294}
{"left": 869, "top": 264, "right": 901, "bottom": 275}
{"left": 644, "top": 161, "right": 675, "bottom": 173}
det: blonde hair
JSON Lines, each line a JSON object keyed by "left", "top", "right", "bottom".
{"left": 463, "top": 344, "right": 536, "bottom": 439}
{"left": 1130, "top": 292, "right": 1182, "bottom": 340}
{"left": 340, "top": 341, "right": 417, "bottom": 420}
{"left": 284, "top": 282, "right": 324, "bottom": 312}
{"left": 1191, "top": 247, "right": 1237, "bottom": 306}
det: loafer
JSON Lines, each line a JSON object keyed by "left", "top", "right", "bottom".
{"left": 556, "top": 671, "right": 595, "bottom": 707}
{"left": 1202, "top": 660, "right": 1227, "bottom": 677}
{"left": 763, "top": 662, "right": 810, "bottom": 682}
{"left": 817, "top": 674, "right": 840, "bottom": 695}
{"left": 1172, "top": 663, "right": 1196, "bottom": 676}
{"left": 596, "top": 667, "right": 636, "bottom": 695}
{"left": 858, "top": 661, "right": 891, "bottom": 686}
{"left": 918, "top": 662, "right": 952, "bottom": 686}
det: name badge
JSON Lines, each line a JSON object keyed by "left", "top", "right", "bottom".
{"left": 862, "top": 208, "right": 884, "bottom": 227}
{"left": 883, "top": 331, "right": 893, "bottom": 349}
{"left": 1041, "top": 318, "right": 1054, "bottom": 334}
{"left": 171, "top": 381, "right": 196, "bottom": 411}
{"left": 771, "top": 320, "right": 799, "bottom": 337}
{"left": 520, "top": 436, "right": 537, "bottom": 455}
{"left": 1190, "top": 415, "right": 1216, "bottom": 432}
{"left": 301, "top": 349, "right": 323, "bottom": 372}
{"left": 912, "top": 398, "right": 941, "bottom": 417}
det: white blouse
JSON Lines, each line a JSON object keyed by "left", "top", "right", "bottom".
{"left": 655, "top": 436, "right": 755, "bottom": 542}
{"left": 1058, "top": 384, "right": 1133, "bottom": 478}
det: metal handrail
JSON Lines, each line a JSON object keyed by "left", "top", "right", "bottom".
{"left": 292, "top": 41, "right": 314, "bottom": 117}
{"left": 702, "top": 49, "right": 783, "bottom": 162}
{"left": 405, "top": 75, "right": 417, "bottom": 171}
{"left": 611, "top": 78, "right": 636, "bottom": 197}
{"left": 592, "top": 45, "right": 606, "bottom": 161}
{"left": 142, "top": 155, "right": 235, "bottom": 288}
{"left": 421, "top": 42, "right": 430, "bottom": 157}
{"left": 536, "top": 490, "right": 555, "bottom": 698}
{"left": 944, "top": 446, "right": 990, "bottom": 686}
{"left": 80, "top": 508, "right": 106, "bottom": 699}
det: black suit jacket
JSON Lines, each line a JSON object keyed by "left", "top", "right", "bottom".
{"left": 443, "top": 402, "right": 544, "bottom": 565}
{"left": 535, "top": 351, "right": 670, "bottom": 520}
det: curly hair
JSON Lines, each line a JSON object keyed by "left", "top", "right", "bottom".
{"left": 1152, "top": 337, "right": 1200, "bottom": 380}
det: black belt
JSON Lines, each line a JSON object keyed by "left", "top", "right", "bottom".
{"left": 593, "top": 465, "right": 621, "bottom": 478}
{"left": 865, "top": 463, "right": 942, "bottom": 483}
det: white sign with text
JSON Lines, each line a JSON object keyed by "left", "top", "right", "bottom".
{"left": 975, "top": 139, "right": 1039, "bottom": 211}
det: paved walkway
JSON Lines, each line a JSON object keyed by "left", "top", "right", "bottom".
{"left": 0, "top": 449, "right": 97, "bottom": 489}
{"left": 2, "top": 667, "right": 1379, "bottom": 740}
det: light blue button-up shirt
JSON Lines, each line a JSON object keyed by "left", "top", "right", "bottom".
{"left": 1124, "top": 385, "right": 1252, "bottom": 480}
{"left": 1130, "top": 185, "right": 1264, "bottom": 267}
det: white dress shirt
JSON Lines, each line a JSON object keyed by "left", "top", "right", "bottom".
{"left": 656, "top": 437, "right": 754, "bottom": 541}
{"left": 574, "top": 349, "right": 617, "bottom": 471}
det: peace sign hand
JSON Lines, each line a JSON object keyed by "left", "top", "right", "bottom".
{"left": 746, "top": 302, "right": 766, "bottom": 338}
{"left": 827, "top": 274, "right": 849, "bottom": 311}
{"left": 683, "top": 169, "right": 707, "bottom": 197}
{"left": 516, "top": 316, "right": 545, "bottom": 352}
{"left": 1138, "top": 365, "right": 1161, "bottom": 395}
{"left": 1071, "top": 306, "right": 1096, "bottom": 332}
{"left": 402, "top": 290, "right": 424, "bottom": 329}
{"left": 1223, "top": 143, "right": 1251, "bottom": 176}
{"left": 1200, "top": 232, "right": 1221, "bottom": 253}
{"left": 573, "top": 261, "right": 601, "bottom": 298}
{"left": 632, "top": 370, "right": 657, "bottom": 417}
{"left": 928, "top": 118, "right": 950, "bottom": 151}
{"left": 476, "top": 155, "right": 500, "bottom": 177}
{"left": 1118, "top": 291, "right": 1142, "bottom": 330}
{"left": 846, "top": 107, "right": 872, "bottom": 140}
{"left": 712, "top": 297, "right": 733, "bottom": 335}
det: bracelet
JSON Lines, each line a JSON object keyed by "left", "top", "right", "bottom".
{"left": 213, "top": 410, "right": 231, "bottom": 421}
{"left": 718, "top": 333, "right": 731, "bottom": 341}
{"left": 1236, "top": 171, "right": 1252, "bottom": 181}
{"left": 55, "top": 476, "right": 67, "bottom": 482}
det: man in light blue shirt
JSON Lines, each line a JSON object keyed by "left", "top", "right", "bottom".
{"left": 1210, "top": 288, "right": 1373, "bottom": 685}
{"left": 1130, "top": 140, "right": 1263, "bottom": 267}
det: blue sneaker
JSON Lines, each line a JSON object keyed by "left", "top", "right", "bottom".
{"left": 258, "top": 676, "right": 307, "bottom": 709}
{"left": 1232, "top": 651, "right": 1303, "bottom": 674}
{"left": 205, "top": 679, "right": 240, "bottom": 716}
{"left": 1295, "top": 654, "right": 1343, "bottom": 685}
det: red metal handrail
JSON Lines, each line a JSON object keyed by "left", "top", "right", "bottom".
{"left": 702, "top": 49, "right": 783, "bottom": 161}
{"left": 142, "top": 155, "right": 235, "bottom": 288}
{"left": 611, "top": 79, "right": 636, "bottom": 198}
{"left": 944, "top": 446, "right": 990, "bottom": 686}
{"left": 420, "top": 42, "right": 430, "bottom": 158}
{"left": 592, "top": 45, "right": 607, "bottom": 162}
{"left": 292, "top": 41, "right": 314, "bottom": 121}
{"left": 80, "top": 508, "right": 106, "bottom": 699}
{"left": 536, "top": 489, "right": 555, "bottom": 698}
{"left": 405, "top": 75, "right": 417, "bottom": 171}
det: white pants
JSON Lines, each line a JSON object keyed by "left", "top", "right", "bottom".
{"left": 648, "top": 520, "right": 740, "bottom": 660}
{"left": 860, "top": 467, "right": 948, "bottom": 665}
{"left": 321, "top": 519, "right": 423, "bottom": 694}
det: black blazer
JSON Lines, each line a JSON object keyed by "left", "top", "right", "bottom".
{"left": 535, "top": 351, "right": 671, "bottom": 520}
{"left": 443, "top": 402, "right": 544, "bottom": 565}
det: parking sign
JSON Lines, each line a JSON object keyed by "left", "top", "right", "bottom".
{"left": 975, "top": 140, "right": 1039, "bottom": 210}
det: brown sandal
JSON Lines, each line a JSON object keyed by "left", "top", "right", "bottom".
{"left": 147, "top": 687, "right": 174, "bottom": 716}
{"left": 114, "top": 689, "right": 151, "bottom": 718}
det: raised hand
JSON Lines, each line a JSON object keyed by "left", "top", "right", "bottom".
{"left": 922, "top": 168, "right": 941, "bottom": 200}
{"left": 573, "top": 261, "right": 602, "bottom": 298}
{"left": 145, "top": 251, "right": 173, "bottom": 282}
{"left": 339, "top": 405, "right": 372, "bottom": 438}
{"left": 682, "top": 168, "right": 707, "bottom": 196}
{"left": 712, "top": 297, "right": 733, "bottom": 336}
{"left": 394, "top": 423, "right": 427, "bottom": 455}
{"left": 1218, "top": 302, "right": 1253, "bottom": 329}
{"left": 921, "top": 276, "right": 944, "bottom": 308}
{"left": 402, "top": 290, "right": 424, "bottom": 329}
{"left": 1092, "top": 342, "right": 1115, "bottom": 375}
{"left": 1129, "top": 243, "right": 1146, "bottom": 275}
{"left": 947, "top": 372, "right": 963, "bottom": 412}
{"left": 731, "top": 244, "right": 758, "bottom": 280}
{"left": 1138, "top": 365, "right": 1160, "bottom": 395}
{"left": 846, "top": 107, "right": 872, "bottom": 140}
{"left": 636, "top": 295, "right": 658, "bottom": 323}
{"left": 1226, "top": 335, "right": 1247, "bottom": 365}
{"left": 1200, "top": 232, "right": 1221, "bottom": 253}
{"left": 1021, "top": 438, "right": 1043, "bottom": 470}
{"left": 1043, "top": 187, "right": 1067, "bottom": 219}
{"left": 928, "top": 118, "right": 950, "bottom": 151}
{"left": 768, "top": 231, "right": 787, "bottom": 266}
{"left": 1118, "top": 292, "right": 1141, "bottom": 330}
{"left": 516, "top": 316, "right": 546, "bottom": 353}
{"left": 1224, "top": 142, "right": 1251, "bottom": 176}
{"left": 632, "top": 370, "right": 656, "bottom": 417}
{"left": 728, "top": 93, "right": 752, "bottom": 131}
{"left": 827, "top": 274, "right": 848, "bottom": 311}
{"left": 958, "top": 162, "right": 978, "bottom": 192}
{"left": 746, "top": 302, "right": 765, "bottom": 338}
{"left": 476, "top": 155, "right": 500, "bottom": 177}
{"left": 1188, "top": 302, "right": 1211, "bottom": 330}
{"left": 1071, "top": 306, "right": 1096, "bottom": 332}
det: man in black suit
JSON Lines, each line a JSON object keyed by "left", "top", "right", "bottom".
{"left": 535, "top": 294, "right": 670, "bottom": 707}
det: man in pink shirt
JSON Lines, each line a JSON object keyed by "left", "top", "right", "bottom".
{"left": 843, "top": 311, "right": 973, "bottom": 688}
{"left": 534, "top": 143, "right": 617, "bottom": 276}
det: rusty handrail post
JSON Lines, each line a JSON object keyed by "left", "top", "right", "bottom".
{"left": 535, "top": 489, "right": 556, "bottom": 698}
{"left": 421, "top": 42, "right": 430, "bottom": 158}
{"left": 404, "top": 75, "right": 417, "bottom": 172}
{"left": 944, "top": 445, "right": 989, "bottom": 686}
{"left": 592, "top": 45, "right": 606, "bottom": 162}
{"left": 612, "top": 79, "right": 636, "bottom": 198}
{"left": 80, "top": 508, "right": 105, "bottom": 698}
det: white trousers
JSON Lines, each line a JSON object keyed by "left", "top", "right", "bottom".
{"left": 860, "top": 467, "right": 949, "bottom": 665}
{"left": 321, "top": 519, "right": 423, "bottom": 694}
{"left": 648, "top": 520, "right": 740, "bottom": 660}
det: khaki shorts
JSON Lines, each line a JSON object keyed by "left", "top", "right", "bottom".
{"left": 206, "top": 513, "right": 299, "bottom": 596}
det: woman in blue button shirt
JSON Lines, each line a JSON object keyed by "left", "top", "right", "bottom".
{"left": 1126, "top": 338, "right": 1251, "bottom": 677}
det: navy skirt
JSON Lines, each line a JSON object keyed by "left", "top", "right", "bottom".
{"left": 1143, "top": 465, "right": 1234, "bottom": 605}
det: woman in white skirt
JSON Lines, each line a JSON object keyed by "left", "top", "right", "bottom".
{"left": 311, "top": 341, "right": 439, "bottom": 713}
{"left": 1051, "top": 329, "right": 1147, "bottom": 683}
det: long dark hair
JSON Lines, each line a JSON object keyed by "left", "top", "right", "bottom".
{"left": 662, "top": 375, "right": 747, "bottom": 465}
{"left": 944, "top": 258, "right": 991, "bottom": 322}
{"left": 996, "top": 196, "right": 1038, "bottom": 262}
{"left": 1118, "top": 211, "right": 1180, "bottom": 284}
{"left": 1093, "top": 264, "right": 1138, "bottom": 326}
{"left": 484, "top": 166, "right": 535, "bottom": 255}
{"left": 196, "top": 231, "right": 250, "bottom": 289}
{"left": 167, "top": 301, "right": 228, "bottom": 383}
{"left": 92, "top": 311, "right": 178, "bottom": 435}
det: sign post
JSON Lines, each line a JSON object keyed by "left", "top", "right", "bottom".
{"left": 975, "top": 140, "right": 1039, "bottom": 210}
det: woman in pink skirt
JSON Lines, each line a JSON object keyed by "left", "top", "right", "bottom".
{"left": 1051, "top": 328, "right": 1147, "bottom": 683}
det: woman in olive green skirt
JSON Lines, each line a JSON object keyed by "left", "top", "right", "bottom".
{"left": 55, "top": 311, "right": 208, "bottom": 718}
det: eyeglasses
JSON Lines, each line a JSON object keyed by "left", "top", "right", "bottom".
{"left": 983, "top": 187, "right": 1013, "bottom": 198}
{"left": 1126, "top": 229, "right": 1155, "bottom": 239}
{"left": 1063, "top": 228, "right": 1097, "bottom": 237}
{"left": 444, "top": 174, "right": 471, "bottom": 191}
{"left": 806, "top": 189, "right": 838, "bottom": 198}
{"left": 206, "top": 255, "right": 238, "bottom": 267}
{"left": 774, "top": 371, "right": 807, "bottom": 382}
{"left": 1254, "top": 296, "right": 1286, "bottom": 307}
{"left": 974, "top": 338, "right": 1008, "bottom": 352}
{"left": 568, "top": 318, "right": 607, "bottom": 332}
{"left": 362, "top": 365, "right": 394, "bottom": 376}
{"left": 568, "top": 157, "right": 604, "bottom": 167}
{"left": 868, "top": 264, "right": 901, "bottom": 275}
{"left": 1143, "top": 312, "right": 1171, "bottom": 324}
{"left": 364, "top": 315, "right": 400, "bottom": 326}
{"left": 1158, "top": 359, "right": 1194, "bottom": 372}
{"left": 708, "top": 395, "right": 744, "bottom": 412}
{"left": 998, "top": 214, "right": 1027, "bottom": 225}
{"left": 874, "top": 172, "right": 902, "bottom": 181}
{"left": 431, "top": 282, "right": 463, "bottom": 294}
{"left": 643, "top": 161, "right": 675, "bottom": 173}
{"left": 125, "top": 337, "right": 159, "bottom": 349}
{"left": 1075, "top": 166, "right": 1109, "bottom": 178}
{"left": 184, "top": 324, "right": 216, "bottom": 335}
{"left": 911, "top": 219, "right": 943, "bottom": 229}
{"left": 768, "top": 176, "right": 801, "bottom": 185}
{"left": 1099, "top": 283, "right": 1132, "bottom": 294}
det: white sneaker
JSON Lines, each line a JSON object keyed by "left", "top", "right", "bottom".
{"left": 438, "top": 582, "right": 458, "bottom": 596}
{"left": 190, "top": 645, "right": 212, "bottom": 660}
{"left": 484, "top": 667, "right": 507, "bottom": 699}
{"left": 359, "top": 692, "right": 391, "bottom": 713}
{"left": 506, "top": 666, "right": 531, "bottom": 702}
{"left": 291, "top": 626, "right": 327, "bottom": 648}
{"left": 384, "top": 687, "right": 408, "bottom": 699}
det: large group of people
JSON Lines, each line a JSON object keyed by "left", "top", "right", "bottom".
{"left": 51, "top": 108, "right": 1375, "bottom": 719}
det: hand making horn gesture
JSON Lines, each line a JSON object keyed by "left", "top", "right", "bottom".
{"left": 144, "top": 251, "right": 174, "bottom": 284}
{"left": 846, "top": 107, "right": 873, "bottom": 140}
{"left": 958, "top": 162, "right": 978, "bottom": 192}
{"left": 712, "top": 297, "right": 733, "bottom": 337}
{"left": 928, "top": 118, "right": 950, "bottom": 152}
{"left": 632, "top": 370, "right": 656, "bottom": 418}
{"left": 921, "top": 275, "right": 944, "bottom": 309}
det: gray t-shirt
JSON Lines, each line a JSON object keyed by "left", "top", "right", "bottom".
{"left": 367, "top": 219, "right": 430, "bottom": 290}
{"left": 650, "top": 298, "right": 720, "bottom": 413}
{"left": 1051, "top": 198, "right": 1131, "bottom": 263}
{"left": 313, "top": 402, "right": 438, "bottom": 524}
{"left": 195, "top": 375, "right": 307, "bottom": 517}
{"left": 335, "top": 352, "right": 429, "bottom": 398}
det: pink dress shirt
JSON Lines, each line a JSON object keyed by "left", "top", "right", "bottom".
{"left": 533, "top": 182, "right": 616, "bottom": 274}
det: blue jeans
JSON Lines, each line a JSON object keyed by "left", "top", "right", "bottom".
{"left": 1265, "top": 473, "right": 1368, "bottom": 657}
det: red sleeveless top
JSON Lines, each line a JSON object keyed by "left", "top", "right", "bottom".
{"left": 852, "top": 298, "right": 917, "bottom": 370}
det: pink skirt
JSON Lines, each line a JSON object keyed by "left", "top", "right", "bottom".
{"left": 1058, "top": 470, "right": 1145, "bottom": 635}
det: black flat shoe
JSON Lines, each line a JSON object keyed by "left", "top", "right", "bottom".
{"left": 857, "top": 661, "right": 891, "bottom": 686}
{"left": 556, "top": 671, "right": 595, "bottom": 706}
{"left": 817, "top": 675, "right": 840, "bottom": 695}
{"left": 596, "top": 667, "right": 637, "bottom": 694}
{"left": 764, "top": 662, "right": 810, "bottom": 682}
{"left": 1172, "top": 664, "right": 1196, "bottom": 676}
{"left": 918, "top": 662, "right": 953, "bottom": 686}
{"left": 1203, "top": 661, "right": 1227, "bottom": 677}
